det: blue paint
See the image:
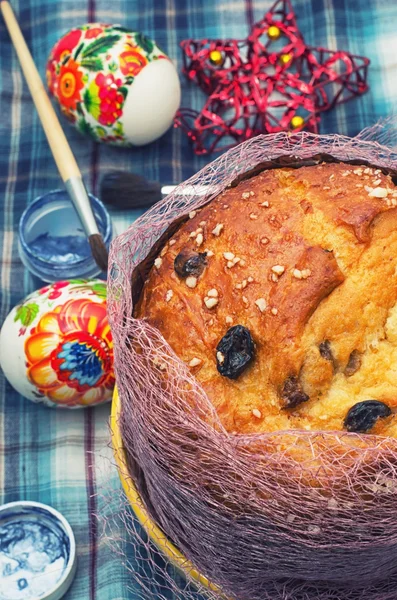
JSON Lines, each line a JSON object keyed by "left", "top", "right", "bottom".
{"left": 29, "top": 232, "right": 91, "bottom": 265}
{"left": 0, "top": 508, "right": 70, "bottom": 600}
{"left": 18, "top": 189, "right": 112, "bottom": 283}
{"left": 18, "top": 579, "right": 28, "bottom": 590}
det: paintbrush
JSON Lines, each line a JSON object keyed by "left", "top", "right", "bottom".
{"left": 1, "top": 0, "right": 108, "bottom": 272}
{"left": 100, "top": 170, "right": 210, "bottom": 209}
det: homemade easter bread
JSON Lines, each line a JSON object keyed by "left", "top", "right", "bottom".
{"left": 135, "top": 161, "right": 397, "bottom": 438}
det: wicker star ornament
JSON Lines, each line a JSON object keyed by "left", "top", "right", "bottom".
{"left": 175, "top": 0, "right": 370, "bottom": 155}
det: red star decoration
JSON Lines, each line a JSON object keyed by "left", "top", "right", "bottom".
{"left": 174, "top": 0, "right": 370, "bottom": 155}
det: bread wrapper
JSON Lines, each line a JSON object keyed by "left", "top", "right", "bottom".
{"left": 108, "top": 120, "right": 397, "bottom": 600}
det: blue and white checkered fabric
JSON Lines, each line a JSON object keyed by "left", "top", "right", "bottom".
{"left": 0, "top": 0, "right": 396, "bottom": 598}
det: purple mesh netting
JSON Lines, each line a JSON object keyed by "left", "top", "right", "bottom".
{"left": 108, "top": 119, "right": 397, "bottom": 600}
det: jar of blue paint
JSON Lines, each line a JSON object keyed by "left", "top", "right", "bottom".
{"left": 19, "top": 190, "right": 112, "bottom": 283}
{"left": 0, "top": 500, "right": 77, "bottom": 600}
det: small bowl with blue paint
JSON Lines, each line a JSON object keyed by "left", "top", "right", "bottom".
{"left": 0, "top": 501, "right": 77, "bottom": 600}
{"left": 19, "top": 189, "right": 112, "bottom": 283}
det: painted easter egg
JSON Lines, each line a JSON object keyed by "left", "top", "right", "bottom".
{"left": 46, "top": 24, "right": 181, "bottom": 146}
{"left": 0, "top": 279, "right": 114, "bottom": 408}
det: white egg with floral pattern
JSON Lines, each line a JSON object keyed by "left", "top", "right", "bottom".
{"left": 46, "top": 23, "right": 181, "bottom": 146}
{"left": 0, "top": 279, "right": 113, "bottom": 408}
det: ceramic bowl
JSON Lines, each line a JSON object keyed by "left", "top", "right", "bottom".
{"left": 111, "top": 386, "right": 219, "bottom": 592}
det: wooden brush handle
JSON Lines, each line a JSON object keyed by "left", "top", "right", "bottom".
{"left": 1, "top": 1, "right": 81, "bottom": 182}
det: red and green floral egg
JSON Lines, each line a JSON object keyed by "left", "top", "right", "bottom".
{"left": 46, "top": 24, "right": 181, "bottom": 146}
{"left": 0, "top": 279, "right": 114, "bottom": 408}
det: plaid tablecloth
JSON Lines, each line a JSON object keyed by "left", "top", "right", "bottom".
{"left": 0, "top": 0, "right": 396, "bottom": 598}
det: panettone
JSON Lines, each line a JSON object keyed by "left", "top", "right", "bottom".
{"left": 135, "top": 162, "right": 397, "bottom": 438}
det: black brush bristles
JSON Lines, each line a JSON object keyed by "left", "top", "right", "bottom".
{"left": 89, "top": 233, "right": 108, "bottom": 273}
{"left": 100, "top": 170, "right": 162, "bottom": 209}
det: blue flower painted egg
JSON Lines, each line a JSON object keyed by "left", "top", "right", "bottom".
{"left": 0, "top": 279, "right": 114, "bottom": 408}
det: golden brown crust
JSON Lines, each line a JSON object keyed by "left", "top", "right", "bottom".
{"left": 135, "top": 162, "right": 397, "bottom": 436}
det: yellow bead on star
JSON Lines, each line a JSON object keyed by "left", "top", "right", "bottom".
{"left": 290, "top": 115, "right": 305, "bottom": 129}
{"left": 279, "top": 53, "right": 292, "bottom": 65}
{"left": 267, "top": 25, "right": 281, "bottom": 40}
{"left": 209, "top": 50, "right": 224, "bottom": 66}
